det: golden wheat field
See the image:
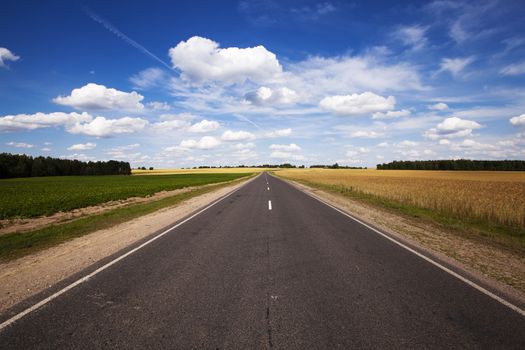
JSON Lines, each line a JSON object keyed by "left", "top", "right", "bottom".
{"left": 275, "top": 168, "right": 525, "bottom": 231}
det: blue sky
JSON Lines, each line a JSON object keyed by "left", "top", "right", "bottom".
{"left": 1, "top": 0, "right": 524, "bottom": 167}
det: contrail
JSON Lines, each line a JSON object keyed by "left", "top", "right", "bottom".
{"left": 83, "top": 7, "right": 172, "bottom": 70}
{"left": 234, "top": 114, "right": 266, "bottom": 132}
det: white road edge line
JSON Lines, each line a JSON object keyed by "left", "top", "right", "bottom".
{"left": 0, "top": 174, "right": 261, "bottom": 332}
{"left": 275, "top": 175, "right": 525, "bottom": 318}
{"left": 268, "top": 200, "right": 272, "bottom": 211}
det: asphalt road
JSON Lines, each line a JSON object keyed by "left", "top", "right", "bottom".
{"left": 1, "top": 173, "right": 524, "bottom": 349}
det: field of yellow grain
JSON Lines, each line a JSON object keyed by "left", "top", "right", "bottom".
{"left": 275, "top": 169, "right": 525, "bottom": 231}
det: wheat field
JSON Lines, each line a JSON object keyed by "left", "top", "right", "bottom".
{"left": 275, "top": 169, "right": 525, "bottom": 231}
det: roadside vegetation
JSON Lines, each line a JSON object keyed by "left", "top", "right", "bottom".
{"left": 0, "top": 173, "right": 250, "bottom": 219}
{"left": 274, "top": 168, "right": 525, "bottom": 253}
{"left": 0, "top": 173, "right": 254, "bottom": 261}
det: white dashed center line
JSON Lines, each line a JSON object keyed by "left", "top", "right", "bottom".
{"left": 268, "top": 200, "right": 272, "bottom": 210}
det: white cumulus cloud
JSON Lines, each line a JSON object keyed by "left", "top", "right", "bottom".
{"left": 510, "top": 114, "right": 525, "bottom": 126}
{"left": 188, "top": 119, "right": 220, "bottom": 133}
{"left": 169, "top": 36, "right": 282, "bottom": 84}
{"left": 152, "top": 113, "right": 195, "bottom": 131}
{"left": 428, "top": 102, "right": 449, "bottom": 111}
{"left": 424, "top": 116, "right": 482, "bottom": 140}
{"left": 66, "top": 116, "right": 148, "bottom": 137}
{"left": 221, "top": 130, "right": 256, "bottom": 141}
{"left": 53, "top": 83, "right": 145, "bottom": 111}
{"left": 180, "top": 136, "right": 221, "bottom": 150}
{"left": 67, "top": 142, "right": 97, "bottom": 151}
{"left": 0, "top": 47, "right": 20, "bottom": 68}
{"left": 0, "top": 112, "right": 92, "bottom": 132}
{"left": 244, "top": 86, "right": 299, "bottom": 105}
{"left": 320, "top": 92, "right": 396, "bottom": 116}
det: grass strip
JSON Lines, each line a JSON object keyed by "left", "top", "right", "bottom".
{"left": 278, "top": 176, "right": 525, "bottom": 255}
{"left": 0, "top": 175, "right": 254, "bottom": 262}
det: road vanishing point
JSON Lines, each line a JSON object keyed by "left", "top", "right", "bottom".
{"left": 1, "top": 173, "right": 524, "bottom": 349}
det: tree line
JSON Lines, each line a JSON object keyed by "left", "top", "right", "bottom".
{"left": 376, "top": 159, "right": 525, "bottom": 171}
{"left": 0, "top": 153, "right": 131, "bottom": 178}
{"left": 310, "top": 163, "right": 367, "bottom": 169}
{"left": 190, "top": 164, "right": 306, "bottom": 169}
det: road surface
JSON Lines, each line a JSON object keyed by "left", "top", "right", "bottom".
{"left": 1, "top": 173, "right": 524, "bottom": 349}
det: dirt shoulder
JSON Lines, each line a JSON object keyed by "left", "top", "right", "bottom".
{"left": 286, "top": 179, "right": 525, "bottom": 305}
{"left": 0, "top": 177, "right": 251, "bottom": 313}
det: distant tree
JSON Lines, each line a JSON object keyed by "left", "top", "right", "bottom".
{"left": 149, "top": 167, "right": 154, "bottom": 170}
{"left": 0, "top": 152, "right": 131, "bottom": 178}
{"left": 31, "top": 157, "right": 47, "bottom": 177}
{"left": 13, "top": 154, "right": 32, "bottom": 177}
{"left": 376, "top": 159, "right": 525, "bottom": 171}
{"left": 309, "top": 164, "right": 365, "bottom": 169}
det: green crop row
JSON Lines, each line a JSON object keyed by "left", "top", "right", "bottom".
{"left": 0, "top": 173, "right": 251, "bottom": 219}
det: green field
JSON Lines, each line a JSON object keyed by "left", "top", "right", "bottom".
{"left": 0, "top": 173, "right": 251, "bottom": 219}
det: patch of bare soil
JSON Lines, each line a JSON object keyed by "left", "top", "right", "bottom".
{"left": 289, "top": 180, "right": 525, "bottom": 304}
{"left": 0, "top": 183, "right": 228, "bottom": 236}
{"left": 0, "top": 179, "right": 250, "bottom": 313}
